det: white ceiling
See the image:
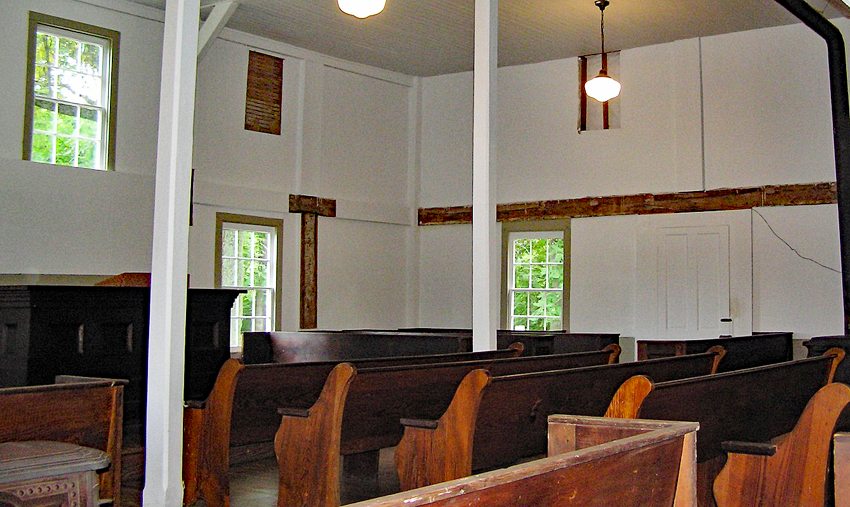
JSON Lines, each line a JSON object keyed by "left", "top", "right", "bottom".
{"left": 128, "top": 0, "right": 843, "bottom": 76}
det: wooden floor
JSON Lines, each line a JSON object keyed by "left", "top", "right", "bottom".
{"left": 121, "top": 448, "right": 401, "bottom": 506}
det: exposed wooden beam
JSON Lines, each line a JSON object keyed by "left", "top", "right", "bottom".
{"left": 197, "top": 1, "right": 237, "bottom": 62}
{"left": 418, "top": 182, "right": 837, "bottom": 225}
{"left": 289, "top": 194, "right": 337, "bottom": 217}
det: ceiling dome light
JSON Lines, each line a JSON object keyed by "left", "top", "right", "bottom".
{"left": 585, "top": 70, "right": 621, "bottom": 103}
{"left": 338, "top": 0, "right": 387, "bottom": 18}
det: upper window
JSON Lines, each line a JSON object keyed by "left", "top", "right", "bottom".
{"left": 23, "top": 12, "right": 120, "bottom": 170}
{"left": 215, "top": 213, "right": 284, "bottom": 349}
{"left": 507, "top": 231, "right": 565, "bottom": 331}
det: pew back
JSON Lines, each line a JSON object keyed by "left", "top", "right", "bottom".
{"left": 0, "top": 376, "right": 126, "bottom": 507}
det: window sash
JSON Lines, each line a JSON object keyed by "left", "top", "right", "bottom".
{"left": 508, "top": 231, "right": 565, "bottom": 331}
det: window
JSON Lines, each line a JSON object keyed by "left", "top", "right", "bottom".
{"left": 23, "top": 12, "right": 119, "bottom": 170}
{"left": 215, "top": 214, "right": 284, "bottom": 348}
{"left": 507, "top": 231, "right": 565, "bottom": 331}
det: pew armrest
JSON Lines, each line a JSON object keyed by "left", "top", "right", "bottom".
{"left": 278, "top": 407, "right": 310, "bottom": 418}
{"left": 721, "top": 440, "right": 777, "bottom": 456}
{"left": 400, "top": 418, "right": 439, "bottom": 430}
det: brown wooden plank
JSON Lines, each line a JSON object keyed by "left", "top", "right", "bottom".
{"left": 418, "top": 182, "right": 838, "bottom": 225}
{"left": 300, "top": 213, "right": 318, "bottom": 329}
{"left": 579, "top": 56, "right": 588, "bottom": 132}
{"left": 244, "top": 51, "right": 283, "bottom": 135}
{"left": 289, "top": 194, "right": 337, "bottom": 217}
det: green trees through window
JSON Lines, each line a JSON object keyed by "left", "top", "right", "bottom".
{"left": 510, "top": 235, "right": 564, "bottom": 330}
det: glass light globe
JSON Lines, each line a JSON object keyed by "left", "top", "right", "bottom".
{"left": 338, "top": 0, "right": 387, "bottom": 18}
{"left": 584, "top": 72, "right": 621, "bottom": 103}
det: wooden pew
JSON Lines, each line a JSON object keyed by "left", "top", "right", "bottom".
{"left": 184, "top": 345, "right": 619, "bottom": 506}
{"left": 346, "top": 416, "right": 699, "bottom": 507}
{"left": 638, "top": 332, "right": 793, "bottom": 372}
{"left": 394, "top": 346, "right": 724, "bottom": 490}
{"left": 607, "top": 348, "right": 845, "bottom": 506}
{"left": 0, "top": 375, "right": 126, "bottom": 507}
{"left": 712, "top": 382, "right": 850, "bottom": 507}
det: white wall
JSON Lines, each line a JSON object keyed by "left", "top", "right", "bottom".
{"left": 418, "top": 19, "right": 849, "bottom": 336}
{"left": 0, "top": 0, "right": 421, "bottom": 331}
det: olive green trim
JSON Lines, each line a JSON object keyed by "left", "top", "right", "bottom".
{"left": 23, "top": 12, "right": 120, "bottom": 170}
{"left": 500, "top": 219, "right": 571, "bottom": 331}
{"left": 215, "top": 212, "right": 285, "bottom": 331}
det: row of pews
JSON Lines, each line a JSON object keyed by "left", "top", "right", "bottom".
{"left": 1, "top": 328, "right": 847, "bottom": 507}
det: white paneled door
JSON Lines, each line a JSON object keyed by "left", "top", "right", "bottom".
{"left": 656, "top": 226, "right": 730, "bottom": 339}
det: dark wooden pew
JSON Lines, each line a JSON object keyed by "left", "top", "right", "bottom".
{"left": 607, "top": 349, "right": 845, "bottom": 506}
{"left": 496, "top": 330, "right": 620, "bottom": 356}
{"left": 184, "top": 345, "right": 619, "bottom": 507}
{"left": 0, "top": 375, "right": 126, "bottom": 507}
{"left": 713, "top": 382, "right": 850, "bottom": 507}
{"left": 394, "top": 346, "right": 724, "bottom": 490}
{"left": 637, "top": 332, "right": 793, "bottom": 372}
{"left": 346, "top": 416, "right": 699, "bottom": 507}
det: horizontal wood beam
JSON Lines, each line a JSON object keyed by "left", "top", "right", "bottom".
{"left": 417, "top": 182, "right": 837, "bottom": 225}
{"left": 289, "top": 194, "right": 337, "bottom": 217}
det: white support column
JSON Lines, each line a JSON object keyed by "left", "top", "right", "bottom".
{"left": 472, "top": 0, "right": 499, "bottom": 351}
{"left": 143, "top": 0, "right": 199, "bottom": 505}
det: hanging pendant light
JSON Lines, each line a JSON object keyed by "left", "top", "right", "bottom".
{"left": 338, "top": 0, "right": 387, "bottom": 18}
{"left": 584, "top": 0, "right": 621, "bottom": 103}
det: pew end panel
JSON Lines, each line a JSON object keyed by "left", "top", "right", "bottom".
{"left": 351, "top": 416, "right": 698, "bottom": 507}
{"left": 713, "top": 382, "right": 850, "bottom": 507}
{"left": 603, "top": 343, "right": 622, "bottom": 364}
{"left": 604, "top": 375, "right": 654, "bottom": 419}
{"left": 835, "top": 432, "right": 850, "bottom": 507}
{"left": 275, "top": 362, "right": 356, "bottom": 507}
{"left": 0, "top": 377, "right": 126, "bottom": 507}
{"left": 394, "top": 369, "right": 491, "bottom": 492}
{"left": 705, "top": 345, "right": 726, "bottom": 374}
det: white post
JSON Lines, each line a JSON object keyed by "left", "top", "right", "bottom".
{"left": 144, "top": 0, "right": 199, "bottom": 505}
{"left": 472, "top": 0, "right": 499, "bottom": 351}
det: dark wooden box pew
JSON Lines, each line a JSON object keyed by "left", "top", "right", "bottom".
{"left": 346, "top": 416, "right": 699, "bottom": 507}
{"left": 184, "top": 345, "right": 620, "bottom": 507}
{"left": 242, "top": 330, "right": 475, "bottom": 364}
{"left": 393, "top": 346, "right": 725, "bottom": 491}
{"left": 637, "top": 332, "right": 793, "bottom": 372}
{"left": 607, "top": 348, "right": 846, "bottom": 507}
{"left": 0, "top": 375, "right": 127, "bottom": 507}
{"left": 242, "top": 337, "right": 525, "bottom": 365}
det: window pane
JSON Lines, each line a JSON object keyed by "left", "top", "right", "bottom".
{"left": 531, "top": 239, "right": 547, "bottom": 262}
{"left": 255, "top": 290, "right": 267, "bottom": 317}
{"left": 238, "top": 260, "right": 252, "bottom": 286}
{"left": 513, "top": 318, "right": 528, "bottom": 331}
{"left": 230, "top": 319, "right": 240, "bottom": 347}
{"left": 241, "top": 292, "right": 253, "bottom": 316}
{"left": 548, "top": 239, "right": 564, "bottom": 263}
{"left": 36, "top": 33, "right": 55, "bottom": 65}
{"left": 34, "top": 100, "right": 56, "bottom": 132}
{"left": 57, "top": 103, "right": 77, "bottom": 135}
{"left": 549, "top": 264, "right": 563, "bottom": 289}
{"left": 56, "top": 69, "right": 102, "bottom": 105}
{"left": 32, "top": 134, "right": 54, "bottom": 163}
{"left": 254, "top": 261, "right": 268, "bottom": 286}
{"left": 34, "top": 66, "right": 54, "bottom": 97}
{"left": 546, "top": 319, "right": 562, "bottom": 331}
{"left": 240, "top": 318, "right": 252, "bottom": 333}
{"left": 78, "top": 140, "right": 97, "bottom": 169}
{"left": 514, "top": 239, "right": 531, "bottom": 263}
{"left": 238, "top": 230, "right": 252, "bottom": 257}
{"left": 79, "top": 107, "right": 99, "bottom": 138}
{"left": 531, "top": 265, "right": 547, "bottom": 289}
{"left": 254, "top": 318, "right": 268, "bottom": 332}
{"left": 513, "top": 292, "right": 528, "bottom": 316}
{"left": 529, "top": 292, "right": 544, "bottom": 316}
{"left": 81, "top": 43, "right": 102, "bottom": 75}
{"left": 57, "top": 37, "right": 79, "bottom": 69}
{"left": 254, "top": 232, "right": 269, "bottom": 259}
{"left": 528, "top": 318, "right": 544, "bottom": 331}
{"left": 546, "top": 293, "right": 562, "bottom": 317}
{"left": 514, "top": 265, "right": 530, "bottom": 289}
{"left": 221, "top": 258, "right": 236, "bottom": 286}
{"left": 55, "top": 136, "right": 75, "bottom": 166}
{"left": 222, "top": 229, "right": 236, "bottom": 257}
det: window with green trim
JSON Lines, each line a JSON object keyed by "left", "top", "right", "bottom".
{"left": 24, "top": 13, "right": 119, "bottom": 170}
{"left": 508, "top": 231, "right": 565, "bottom": 331}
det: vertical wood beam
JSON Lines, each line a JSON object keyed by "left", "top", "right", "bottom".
{"left": 300, "top": 213, "right": 318, "bottom": 329}
{"left": 144, "top": 0, "right": 199, "bottom": 506}
{"left": 472, "top": 0, "right": 499, "bottom": 351}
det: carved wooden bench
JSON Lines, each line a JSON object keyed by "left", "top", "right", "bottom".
{"left": 0, "top": 376, "right": 126, "bottom": 507}
{"left": 184, "top": 345, "right": 619, "bottom": 506}
{"left": 345, "top": 415, "right": 699, "bottom": 507}
{"left": 608, "top": 348, "right": 845, "bottom": 506}
{"left": 394, "top": 346, "right": 724, "bottom": 490}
